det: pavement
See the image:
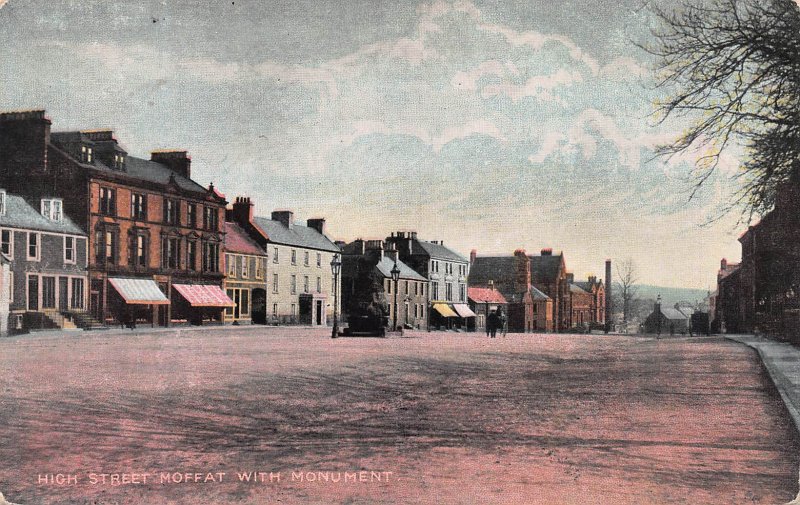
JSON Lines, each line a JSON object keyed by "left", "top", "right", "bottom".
{"left": 725, "top": 334, "right": 800, "bottom": 505}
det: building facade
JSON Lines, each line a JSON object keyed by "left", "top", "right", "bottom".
{"left": 385, "top": 231, "right": 472, "bottom": 330}
{"left": 0, "top": 110, "right": 232, "bottom": 327}
{"left": 223, "top": 221, "right": 269, "bottom": 324}
{"left": 0, "top": 191, "right": 89, "bottom": 332}
{"left": 531, "top": 249, "right": 570, "bottom": 332}
{"left": 341, "top": 239, "right": 428, "bottom": 331}
{"left": 227, "top": 197, "right": 340, "bottom": 326}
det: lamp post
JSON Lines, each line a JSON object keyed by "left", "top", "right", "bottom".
{"left": 330, "top": 253, "right": 341, "bottom": 338}
{"left": 391, "top": 261, "right": 401, "bottom": 332}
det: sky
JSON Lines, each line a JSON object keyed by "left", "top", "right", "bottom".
{"left": 0, "top": 0, "right": 749, "bottom": 289}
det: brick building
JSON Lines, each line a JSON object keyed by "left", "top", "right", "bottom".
{"left": 529, "top": 249, "right": 572, "bottom": 331}
{"left": 227, "top": 197, "right": 340, "bottom": 325}
{"left": 570, "top": 275, "right": 606, "bottom": 328}
{"left": 0, "top": 110, "right": 232, "bottom": 327}
{"left": 468, "top": 249, "right": 554, "bottom": 332}
{"left": 467, "top": 285, "right": 507, "bottom": 332}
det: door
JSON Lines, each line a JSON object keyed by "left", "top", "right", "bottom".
{"left": 315, "top": 300, "right": 322, "bottom": 325}
{"left": 251, "top": 289, "right": 266, "bottom": 324}
{"left": 59, "top": 277, "right": 69, "bottom": 311}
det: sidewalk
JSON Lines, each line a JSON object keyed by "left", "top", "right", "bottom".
{"left": 725, "top": 334, "right": 800, "bottom": 432}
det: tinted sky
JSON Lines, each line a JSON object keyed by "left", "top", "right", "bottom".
{"left": 0, "top": 0, "right": 745, "bottom": 289}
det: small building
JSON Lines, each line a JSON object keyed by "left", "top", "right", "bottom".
{"left": 223, "top": 221, "right": 269, "bottom": 324}
{"left": 468, "top": 285, "right": 507, "bottom": 332}
{"left": 0, "top": 190, "right": 90, "bottom": 332}
{"left": 531, "top": 249, "right": 570, "bottom": 331}
{"left": 643, "top": 297, "right": 690, "bottom": 335}
{"left": 572, "top": 275, "right": 606, "bottom": 328}
{"left": 569, "top": 280, "right": 593, "bottom": 328}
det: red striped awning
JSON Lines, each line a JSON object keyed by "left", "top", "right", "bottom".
{"left": 109, "top": 277, "right": 170, "bottom": 305}
{"left": 173, "top": 284, "right": 235, "bottom": 307}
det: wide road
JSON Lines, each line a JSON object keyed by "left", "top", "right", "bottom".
{"left": 0, "top": 328, "right": 798, "bottom": 504}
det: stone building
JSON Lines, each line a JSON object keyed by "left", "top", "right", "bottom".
{"left": 643, "top": 297, "right": 690, "bottom": 335}
{"left": 227, "top": 197, "right": 340, "bottom": 326}
{"left": 467, "top": 285, "right": 507, "bottom": 332}
{"left": 384, "top": 231, "right": 471, "bottom": 330}
{"left": 0, "top": 110, "right": 232, "bottom": 327}
{"left": 223, "top": 221, "right": 268, "bottom": 324}
{"left": 0, "top": 190, "right": 89, "bottom": 332}
{"left": 340, "top": 239, "right": 428, "bottom": 331}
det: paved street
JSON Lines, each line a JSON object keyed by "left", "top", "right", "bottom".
{"left": 0, "top": 328, "right": 798, "bottom": 505}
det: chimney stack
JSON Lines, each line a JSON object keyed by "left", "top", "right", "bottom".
{"left": 0, "top": 110, "right": 51, "bottom": 182}
{"left": 513, "top": 249, "right": 531, "bottom": 294}
{"left": 271, "top": 210, "right": 294, "bottom": 228}
{"left": 541, "top": 248, "right": 552, "bottom": 256}
{"left": 151, "top": 150, "right": 191, "bottom": 179}
{"left": 231, "top": 196, "right": 254, "bottom": 226}
{"left": 307, "top": 218, "right": 326, "bottom": 236}
{"left": 605, "top": 259, "right": 612, "bottom": 333}
{"left": 470, "top": 249, "right": 477, "bottom": 264}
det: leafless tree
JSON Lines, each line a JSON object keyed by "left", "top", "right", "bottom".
{"left": 616, "top": 258, "right": 639, "bottom": 325}
{"left": 645, "top": 0, "right": 800, "bottom": 220}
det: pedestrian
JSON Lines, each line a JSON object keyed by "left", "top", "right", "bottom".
{"left": 496, "top": 308, "right": 507, "bottom": 337}
{"left": 487, "top": 310, "right": 499, "bottom": 338}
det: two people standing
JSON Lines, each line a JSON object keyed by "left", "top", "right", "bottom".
{"left": 486, "top": 308, "right": 507, "bottom": 338}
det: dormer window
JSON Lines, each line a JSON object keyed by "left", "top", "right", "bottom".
{"left": 114, "top": 153, "right": 125, "bottom": 170}
{"left": 81, "top": 145, "right": 93, "bottom": 164}
{"left": 41, "top": 198, "right": 63, "bottom": 222}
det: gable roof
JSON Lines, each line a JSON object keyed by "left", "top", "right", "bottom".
{"left": 468, "top": 256, "right": 517, "bottom": 289}
{"left": 415, "top": 240, "right": 468, "bottom": 262}
{"left": 375, "top": 256, "right": 426, "bottom": 281}
{"left": 468, "top": 286, "right": 508, "bottom": 304}
{"left": 660, "top": 307, "right": 689, "bottom": 321}
{"left": 531, "top": 253, "right": 564, "bottom": 284}
{"left": 224, "top": 222, "right": 265, "bottom": 256}
{"left": 252, "top": 216, "right": 340, "bottom": 253}
{"left": 0, "top": 193, "right": 84, "bottom": 235}
{"left": 529, "top": 285, "right": 551, "bottom": 300}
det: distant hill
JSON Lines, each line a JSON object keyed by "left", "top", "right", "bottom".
{"left": 631, "top": 285, "right": 710, "bottom": 307}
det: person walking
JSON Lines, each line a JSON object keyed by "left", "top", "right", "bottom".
{"left": 487, "top": 310, "right": 499, "bottom": 338}
{"left": 496, "top": 307, "right": 507, "bottom": 337}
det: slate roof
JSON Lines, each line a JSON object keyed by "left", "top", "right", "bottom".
{"left": 660, "top": 307, "right": 689, "bottom": 321}
{"left": 467, "top": 256, "right": 517, "bottom": 287}
{"left": 0, "top": 193, "right": 85, "bottom": 235}
{"left": 375, "top": 257, "right": 426, "bottom": 281}
{"left": 49, "top": 133, "right": 208, "bottom": 196}
{"left": 415, "top": 240, "right": 468, "bottom": 262}
{"left": 468, "top": 287, "right": 508, "bottom": 304}
{"left": 573, "top": 281, "right": 597, "bottom": 292}
{"left": 531, "top": 253, "right": 564, "bottom": 284}
{"left": 570, "top": 283, "right": 590, "bottom": 295}
{"left": 252, "top": 216, "right": 340, "bottom": 253}
{"left": 224, "top": 222, "right": 265, "bottom": 256}
{"left": 529, "top": 285, "right": 551, "bottom": 301}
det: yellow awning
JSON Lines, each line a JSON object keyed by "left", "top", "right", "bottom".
{"left": 433, "top": 303, "right": 458, "bottom": 318}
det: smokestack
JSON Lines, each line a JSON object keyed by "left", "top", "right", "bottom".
{"left": 605, "top": 259, "right": 612, "bottom": 333}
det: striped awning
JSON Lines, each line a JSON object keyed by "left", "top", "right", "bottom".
{"left": 109, "top": 277, "right": 170, "bottom": 305}
{"left": 173, "top": 284, "right": 235, "bottom": 307}
{"left": 452, "top": 303, "right": 477, "bottom": 318}
{"left": 433, "top": 303, "right": 458, "bottom": 318}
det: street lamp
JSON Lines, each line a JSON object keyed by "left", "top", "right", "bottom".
{"left": 330, "top": 253, "right": 341, "bottom": 338}
{"left": 391, "top": 261, "right": 401, "bottom": 332}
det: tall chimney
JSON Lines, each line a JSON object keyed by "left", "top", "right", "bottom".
{"left": 231, "top": 196, "right": 254, "bottom": 225}
{"left": 0, "top": 110, "right": 51, "bottom": 183}
{"left": 307, "top": 218, "right": 326, "bottom": 235}
{"left": 271, "top": 210, "right": 294, "bottom": 228}
{"left": 151, "top": 150, "right": 191, "bottom": 179}
{"left": 605, "top": 259, "right": 612, "bottom": 333}
{"left": 514, "top": 249, "right": 531, "bottom": 294}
